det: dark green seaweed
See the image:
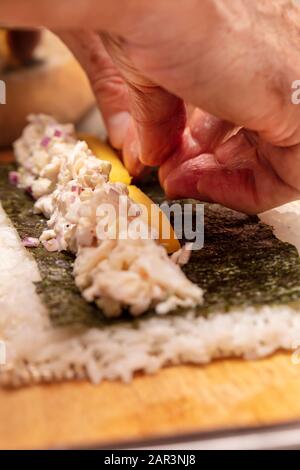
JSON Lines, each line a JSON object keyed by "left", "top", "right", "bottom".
{"left": 0, "top": 164, "right": 108, "bottom": 327}
{"left": 1, "top": 164, "right": 300, "bottom": 329}
{"left": 139, "top": 178, "right": 300, "bottom": 312}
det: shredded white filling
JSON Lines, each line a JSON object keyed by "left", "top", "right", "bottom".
{"left": 13, "top": 115, "right": 203, "bottom": 317}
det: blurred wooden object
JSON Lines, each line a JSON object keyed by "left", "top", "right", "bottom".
{"left": 0, "top": 148, "right": 13, "bottom": 163}
{"left": 0, "top": 30, "right": 94, "bottom": 147}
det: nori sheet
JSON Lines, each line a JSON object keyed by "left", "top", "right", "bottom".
{"left": 1, "top": 164, "right": 300, "bottom": 329}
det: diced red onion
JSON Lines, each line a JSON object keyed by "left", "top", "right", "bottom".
{"left": 41, "top": 136, "right": 51, "bottom": 147}
{"left": 25, "top": 186, "right": 33, "bottom": 196}
{"left": 22, "top": 237, "right": 40, "bottom": 248}
{"left": 71, "top": 185, "right": 82, "bottom": 194}
{"left": 54, "top": 129, "right": 62, "bottom": 137}
{"left": 8, "top": 171, "right": 20, "bottom": 186}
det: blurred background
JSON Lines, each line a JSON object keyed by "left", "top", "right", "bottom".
{"left": 0, "top": 28, "right": 105, "bottom": 147}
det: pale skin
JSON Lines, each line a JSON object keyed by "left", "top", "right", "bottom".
{"left": 2, "top": 0, "right": 300, "bottom": 213}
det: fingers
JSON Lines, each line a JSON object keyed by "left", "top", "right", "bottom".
{"left": 60, "top": 30, "right": 186, "bottom": 175}
{"left": 214, "top": 131, "right": 256, "bottom": 167}
{"left": 161, "top": 131, "right": 261, "bottom": 214}
{"left": 127, "top": 82, "right": 186, "bottom": 167}
{"left": 59, "top": 31, "right": 147, "bottom": 178}
{"left": 165, "top": 159, "right": 260, "bottom": 214}
{"left": 164, "top": 153, "right": 217, "bottom": 201}
{"left": 58, "top": 31, "right": 130, "bottom": 150}
{"left": 162, "top": 135, "right": 261, "bottom": 213}
{"left": 122, "top": 117, "right": 146, "bottom": 178}
{"left": 162, "top": 128, "right": 300, "bottom": 214}
{"left": 159, "top": 109, "right": 234, "bottom": 186}
{"left": 189, "top": 108, "right": 234, "bottom": 152}
{"left": 102, "top": 33, "right": 186, "bottom": 167}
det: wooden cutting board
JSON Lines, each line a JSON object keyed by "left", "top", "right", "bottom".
{"left": 1, "top": 354, "right": 300, "bottom": 450}
{"left": 1, "top": 150, "right": 300, "bottom": 449}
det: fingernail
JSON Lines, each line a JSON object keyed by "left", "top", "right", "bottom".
{"left": 124, "top": 138, "right": 145, "bottom": 177}
{"left": 107, "top": 111, "right": 131, "bottom": 149}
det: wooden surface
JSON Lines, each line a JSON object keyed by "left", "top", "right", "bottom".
{"left": 1, "top": 150, "right": 300, "bottom": 449}
{"left": 1, "top": 354, "right": 300, "bottom": 449}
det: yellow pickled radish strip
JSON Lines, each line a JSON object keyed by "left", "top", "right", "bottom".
{"left": 78, "top": 133, "right": 132, "bottom": 185}
{"left": 79, "top": 133, "right": 180, "bottom": 253}
{"left": 128, "top": 185, "right": 181, "bottom": 254}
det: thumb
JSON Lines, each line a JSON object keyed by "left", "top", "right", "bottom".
{"left": 58, "top": 31, "right": 130, "bottom": 149}
{"left": 101, "top": 33, "right": 186, "bottom": 167}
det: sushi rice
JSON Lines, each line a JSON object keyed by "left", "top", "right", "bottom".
{"left": 1, "top": 198, "right": 300, "bottom": 386}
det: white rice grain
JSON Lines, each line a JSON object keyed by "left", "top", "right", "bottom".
{"left": 1, "top": 202, "right": 300, "bottom": 386}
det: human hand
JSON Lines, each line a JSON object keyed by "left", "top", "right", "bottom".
{"left": 2, "top": 0, "right": 300, "bottom": 213}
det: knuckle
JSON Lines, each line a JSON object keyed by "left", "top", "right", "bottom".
{"left": 92, "top": 73, "right": 126, "bottom": 103}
